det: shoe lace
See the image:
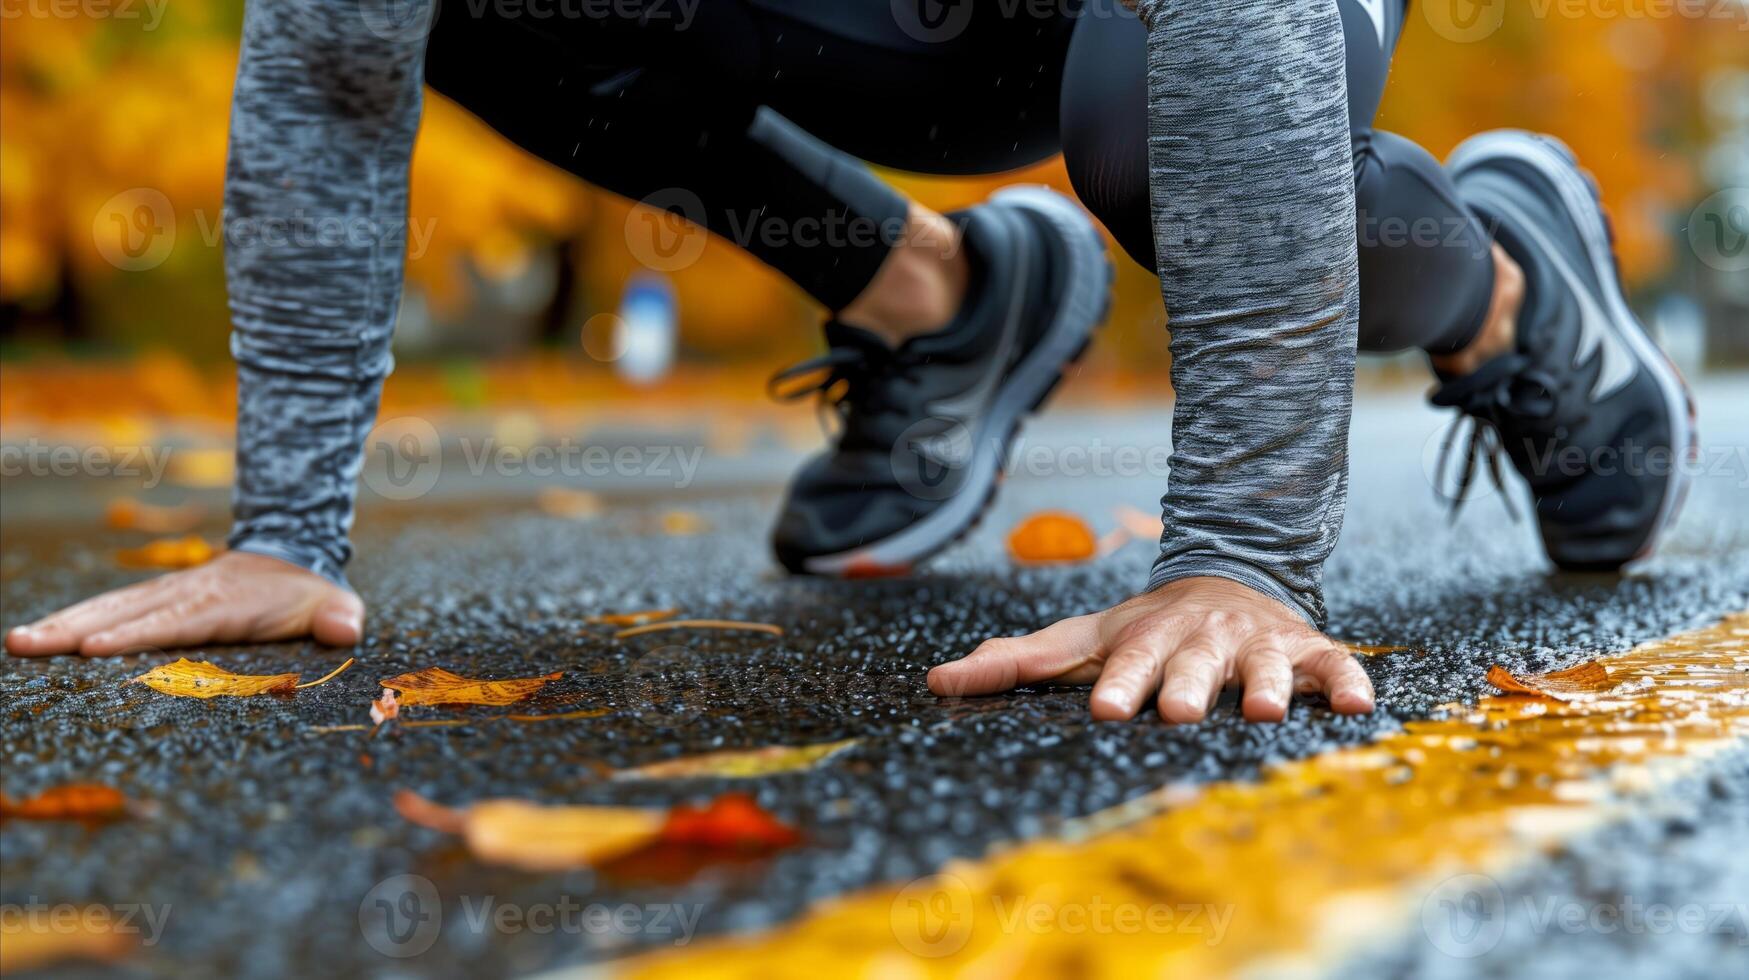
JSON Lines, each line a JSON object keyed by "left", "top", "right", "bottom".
{"left": 1428, "top": 353, "right": 1567, "bottom": 522}
{"left": 768, "top": 340, "right": 921, "bottom": 435}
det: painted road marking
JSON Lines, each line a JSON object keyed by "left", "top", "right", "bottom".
{"left": 600, "top": 612, "right": 1749, "bottom": 979}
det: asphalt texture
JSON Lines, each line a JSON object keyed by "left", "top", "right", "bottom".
{"left": 2, "top": 380, "right": 1746, "bottom": 979}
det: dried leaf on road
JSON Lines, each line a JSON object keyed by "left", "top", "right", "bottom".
{"left": 586, "top": 608, "right": 680, "bottom": 627}
{"left": 296, "top": 658, "right": 356, "bottom": 689}
{"left": 1487, "top": 662, "right": 1616, "bottom": 700}
{"left": 1113, "top": 504, "right": 1165, "bottom": 540}
{"left": 1007, "top": 511, "right": 1097, "bottom": 563}
{"left": 613, "top": 619, "right": 783, "bottom": 640}
{"left": 393, "top": 791, "right": 799, "bottom": 870}
{"left": 114, "top": 535, "right": 216, "bottom": 569}
{"left": 613, "top": 739, "right": 858, "bottom": 781}
{"left": 661, "top": 793, "right": 800, "bottom": 849}
{"left": 659, "top": 510, "right": 710, "bottom": 536}
{"left": 0, "top": 908, "right": 135, "bottom": 974}
{"left": 379, "top": 667, "right": 562, "bottom": 706}
{"left": 105, "top": 498, "right": 204, "bottom": 534}
{"left": 130, "top": 659, "right": 298, "bottom": 699}
{"left": 0, "top": 784, "right": 129, "bottom": 823}
{"left": 394, "top": 790, "right": 664, "bottom": 870}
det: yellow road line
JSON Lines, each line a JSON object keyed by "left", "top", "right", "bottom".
{"left": 610, "top": 612, "right": 1749, "bottom": 979}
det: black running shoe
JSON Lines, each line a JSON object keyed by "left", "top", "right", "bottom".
{"left": 1435, "top": 130, "right": 1698, "bottom": 570}
{"left": 770, "top": 186, "right": 1112, "bottom": 576}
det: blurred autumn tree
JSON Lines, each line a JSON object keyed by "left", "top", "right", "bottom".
{"left": 1, "top": 0, "right": 1740, "bottom": 367}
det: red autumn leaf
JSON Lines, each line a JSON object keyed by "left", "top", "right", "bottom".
{"left": 0, "top": 784, "right": 129, "bottom": 823}
{"left": 660, "top": 793, "right": 800, "bottom": 850}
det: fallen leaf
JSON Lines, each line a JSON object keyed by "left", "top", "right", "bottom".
{"left": 1487, "top": 662, "right": 1616, "bottom": 700}
{"left": 379, "top": 667, "right": 562, "bottom": 707}
{"left": 505, "top": 707, "right": 613, "bottom": 723}
{"left": 537, "top": 487, "right": 604, "bottom": 520}
{"left": 167, "top": 448, "right": 234, "bottom": 488}
{"left": 1343, "top": 643, "right": 1412, "bottom": 657}
{"left": 585, "top": 608, "right": 680, "bottom": 627}
{"left": 130, "top": 658, "right": 298, "bottom": 699}
{"left": 661, "top": 793, "right": 800, "bottom": 849}
{"left": 104, "top": 498, "right": 204, "bottom": 534}
{"left": 614, "top": 619, "right": 784, "bottom": 640}
{"left": 1007, "top": 511, "right": 1098, "bottom": 563}
{"left": 613, "top": 739, "right": 858, "bottom": 781}
{"left": 114, "top": 535, "right": 216, "bottom": 570}
{"left": 0, "top": 908, "right": 134, "bottom": 974}
{"left": 370, "top": 688, "right": 401, "bottom": 725}
{"left": 392, "top": 791, "right": 799, "bottom": 870}
{"left": 659, "top": 510, "right": 710, "bottom": 536}
{"left": 0, "top": 784, "right": 128, "bottom": 823}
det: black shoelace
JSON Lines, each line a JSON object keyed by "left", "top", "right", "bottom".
{"left": 768, "top": 341, "right": 924, "bottom": 436}
{"left": 1429, "top": 353, "right": 1567, "bottom": 522}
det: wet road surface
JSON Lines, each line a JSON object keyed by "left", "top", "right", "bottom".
{"left": 2, "top": 382, "right": 1746, "bottom": 978}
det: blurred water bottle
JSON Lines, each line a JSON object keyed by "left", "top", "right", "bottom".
{"left": 616, "top": 275, "right": 677, "bottom": 385}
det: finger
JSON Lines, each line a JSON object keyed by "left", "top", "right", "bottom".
{"left": 1088, "top": 644, "right": 1166, "bottom": 722}
{"left": 1235, "top": 642, "right": 1293, "bottom": 723}
{"left": 928, "top": 615, "right": 1101, "bottom": 697}
{"left": 80, "top": 591, "right": 227, "bottom": 657}
{"left": 311, "top": 592, "right": 366, "bottom": 647}
{"left": 5, "top": 578, "right": 176, "bottom": 656}
{"left": 1292, "top": 639, "right": 1376, "bottom": 714}
{"left": 1156, "top": 638, "right": 1234, "bottom": 724}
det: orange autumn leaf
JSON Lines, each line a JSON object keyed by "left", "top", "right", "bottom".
{"left": 1113, "top": 504, "right": 1165, "bottom": 541}
{"left": 379, "top": 667, "right": 563, "bottom": 707}
{"left": 393, "top": 788, "right": 467, "bottom": 835}
{"left": 659, "top": 510, "right": 710, "bottom": 536}
{"left": 0, "top": 784, "right": 128, "bottom": 823}
{"left": 0, "top": 908, "right": 135, "bottom": 974}
{"left": 1486, "top": 661, "right": 1617, "bottom": 701}
{"left": 1007, "top": 511, "right": 1098, "bottom": 563}
{"left": 130, "top": 658, "right": 299, "bottom": 699}
{"left": 537, "top": 487, "right": 604, "bottom": 520}
{"left": 114, "top": 535, "right": 216, "bottom": 570}
{"left": 613, "top": 739, "right": 858, "bottom": 781}
{"left": 104, "top": 498, "right": 204, "bottom": 534}
{"left": 586, "top": 608, "right": 680, "bottom": 627}
{"left": 660, "top": 793, "right": 800, "bottom": 850}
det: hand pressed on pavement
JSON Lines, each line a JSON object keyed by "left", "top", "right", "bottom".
{"left": 927, "top": 576, "right": 1375, "bottom": 723}
{"left": 4, "top": 551, "right": 363, "bottom": 657}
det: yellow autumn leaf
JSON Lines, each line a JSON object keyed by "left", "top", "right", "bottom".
{"left": 395, "top": 791, "right": 663, "bottom": 871}
{"left": 379, "top": 667, "right": 562, "bottom": 707}
{"left": 612, "top": 739, "right": 859, "bottom": 781}
{"left": 130, "top": 659, "right": 299, "bottom": 699}
{"left": 129, "top": 657, "right": 353, "bottom": 700}
{"left": 0, "top": 908, "right": 134, "bottom": 974}
{"left": 113, "top": 535, "right": 216, "bottom": 570}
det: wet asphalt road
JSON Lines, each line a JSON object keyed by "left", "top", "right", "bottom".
{"left": 2, "top": 381, "right": 1746, "bottom": 979}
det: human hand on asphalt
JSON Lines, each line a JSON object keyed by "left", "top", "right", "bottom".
{"left": 4, "top": 551, "right": 363, "bottom": 657}
{"left": 927, "top": 576, "right": 1374, "bottom": 723}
